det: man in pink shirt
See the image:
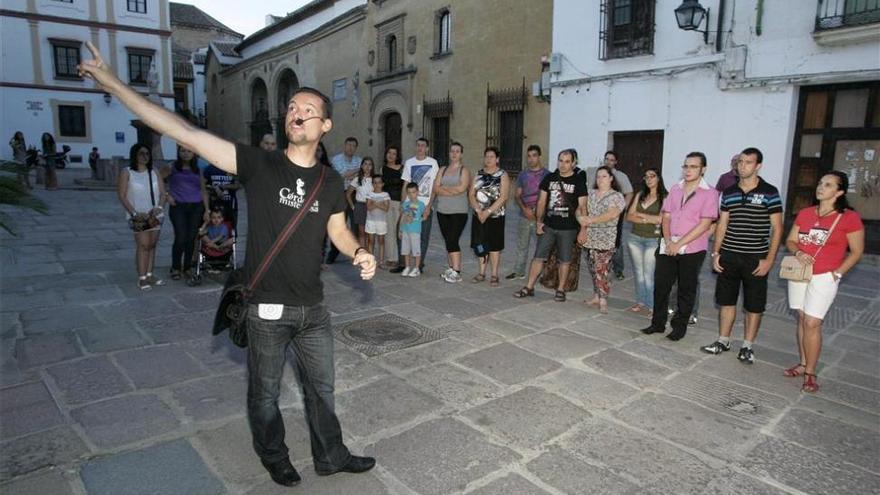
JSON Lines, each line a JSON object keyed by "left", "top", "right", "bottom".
{"left": 642, "top": 151, "right": 719, "bottom": 341}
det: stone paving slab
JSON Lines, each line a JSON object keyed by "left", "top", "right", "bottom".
{"left": 70, "top": 394, "right": 180, "bottom": 449}
{"left": 135, "top": 309, "right": 216, "bottom": 343}
{"left": 369, "top": 417, "right": 521, "bottom": 495}
{"left": 772, "top": 408, "right": 879, "bottom": 472}
{"left": 0, "top": 426, "right": 88, "bottom": 481}
{"left": 743, "top": 436, "right": 880, "bottom": 495}
{"left": 114, "top": 345, "right": 208, "bottom": 389}
{"left": 464, "top": 472, "right": 550, "bottom": 495}
{"left": 0, "top": 381, "right": 64, "bottom": 439}
{"left": 700, "top": 472, "right": 789, "bottom": 495}
{"left": 515, "top": 327, "right": 611, "bottom": 360}
{"left": 462, "top": 386, "right": 587, "bottom": 450}
{"left": 337, "top": 376, "right": 443, "bottom": 438}
{"left": 613, "top": 392, "right": 757, "bottom": 461}
{"left": 74, "top": 322, "right": 151, "bottom": 353}
{"left": 46, "top": 356, "right": 133, "bottom": 406}
{"left": 14, "top": 332, "right": 81, "bottom": 368}
{"left": 795, "top": 394, "right": 880, "bottom": 433}
{"left": 0, "top": 468, "right": 74, "bottom": 495}
{"left": 170, "top": 372, "right": 248, "bottom": 423}
{"left": 80, "top": 438, "right": 226, "bottom": 495}
{"left": 376, "top": 337, "right": 474, "bottom": 372}
{"left": 467, "top": 316, "right": 541, "bottom": 340}
{"left": 245, "top": 467, "right": 390, "bottom": 495}
{"left": 660, "top": 372, "right": 791, "bottom": 425}
{"left": 533, "top": 367, "right": 639, "bottom": 411}
{"left": 443, "top": 322, "right": 506, "bottom": 348}
{"left": 526, "top": 446, "right": 640, "bottom": 494}
{"left": 19, "top": 305, "right": 102, "bottom": 335}
{"left": 581, "top": 348, "right": 673, "bottom": 388}
{"left": 405, "top": 362, "right": 505, "bottom": 408}
{"left": 456, "top": 343, "right": 561, "bottom": 385}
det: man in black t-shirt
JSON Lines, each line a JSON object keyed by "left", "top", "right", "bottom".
{"left": 203, "top": 163, "right": 239, "bottom": 227}
{"left": 77, "top": 42, "right": 377, "bottom": 488}
{"left": 513, "top": 149, "right": 587, "bottom": 301}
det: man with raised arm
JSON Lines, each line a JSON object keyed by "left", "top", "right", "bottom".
{"left": 78, "top": 42, "right": 377, "bottom": 488}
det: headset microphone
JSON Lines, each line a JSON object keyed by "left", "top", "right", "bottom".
{"left": 293, "top": 116, "right": 322, "bottom": 126}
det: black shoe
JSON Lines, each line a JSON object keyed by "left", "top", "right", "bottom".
{"left": 389, "top": 266, "right": 405, "bottom": 274}
{"left": 315, "top": 455, "right": 376, "bottom": 476}
{"left": 261, "top": 458, "right": 302, "bottom": 487}
{"left": 737, "top": 346, "right": 755, "bottom": 364}
{"left": 700, "top": 340, "right": 731, "bottom": 354}
{"left": 640, "top": 325, "right": 665, "bottom": 335}
{"left": 666, "top": 329, "right": 687, "bottom": 341}
{"left": 615, "top": 272, "right": 625, "bottom": 281}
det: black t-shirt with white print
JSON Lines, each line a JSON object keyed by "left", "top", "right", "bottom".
{"left": 236, "top": 144, "right": 346, "bottom": 306}
{"left": 540, "top": 171, "right": 587, "bottom": 231}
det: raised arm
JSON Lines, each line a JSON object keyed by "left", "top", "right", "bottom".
{"left": 78, "top": 41, "right": 237, "bottom": 174}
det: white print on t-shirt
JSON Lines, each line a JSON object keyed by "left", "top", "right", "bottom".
{"left": 799, "top": 227, "right": 829, "bottom": 247}
{"left": 548, "top": 180, "right": 575, "bottom": 217}
{"left": 749, "top": 194, "right": 765, "bottom": 205}
{"left": 278, "top": 179, "right": 320, "bottom": 212}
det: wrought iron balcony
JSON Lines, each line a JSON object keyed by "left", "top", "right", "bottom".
{"left": 816, "top": 0, "right": 880, "bottom": 30}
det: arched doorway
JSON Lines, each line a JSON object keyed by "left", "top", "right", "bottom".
{"left": 383, "top": 112, "right": 402, "bottom": 156}
{"left": 249, "top": 78, "right": 271, "bottom": 146}
{"left": 275, "top": 69, "right": 299, "bottom": 148}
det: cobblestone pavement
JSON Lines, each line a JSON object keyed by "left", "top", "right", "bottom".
{"left": 1, "top": 171, "right": 878, "bottom": 494}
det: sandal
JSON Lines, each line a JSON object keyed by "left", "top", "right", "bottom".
{"left": 472, "top": 274, "right": 486, "bottom": 284}
{"left": 489, "top": 276, "right": 500, "bottom": 288}
{"left": 598, "top": 299, "right": 609, "bottom": 314}
{"left": 627, "top": 304, "right": 642, "bottom": 312}
{"left": 138, "top": 277, "right": 152, "bottom": 291}
{"left": 584, "top": 298, "right": 600, "bottom": 308}
{"left": 513, "top": 287, "right": 534, "bottom": 298}
{"left": 554, "top": 290, "right": 566, "bottom": 302}
{"left": 783, "top": 363, "right": 806, "bottom": 378}
{"left": 802, "top": 373, "right": 819, "bottom": 393}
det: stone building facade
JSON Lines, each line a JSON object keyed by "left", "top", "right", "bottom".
{"left": 206, "top": 0, "right": 552, "bottom": 172}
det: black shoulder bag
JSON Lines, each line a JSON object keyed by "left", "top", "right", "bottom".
{"left": 213, "top": 166, "right": 327, "bottom": 347}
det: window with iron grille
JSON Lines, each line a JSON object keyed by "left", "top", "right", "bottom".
{"left": 423, "top": 94, "right": 453, "bottom": 165}
{"left": 816, "top": 0, "right": 880, "bottom": 30}
{"left": 127, "top": 51, "right": 153, "bottom": 85}
{"left": 127, "top": 0, "right": 147, "bottom": 14}
{"left": 387, "top": 35, "right": 398, "bottom": 72}
{"left": 51, "top": 40, "right": 81, "bottom": 79}
{"left": 599, "top": 0, "right": 655, "bottom": 60}
{"left": 58, "top": 105, "right": 86, "bottom": 137}
{"left": 486, "top": 81, "right": 527, "bottom": 173}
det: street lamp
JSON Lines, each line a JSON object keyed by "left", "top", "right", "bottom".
{"left": 675, "top": 0, "right": 710, "bottom": 44}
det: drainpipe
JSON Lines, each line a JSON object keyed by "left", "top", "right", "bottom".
{"left": 756, "top": 0, "right": 764, "bottom": 36}
{"left": 715, "top": 0, "right": 726, "bottom": 51}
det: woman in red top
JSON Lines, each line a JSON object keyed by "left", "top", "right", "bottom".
{"left": 783, "top": 171, "right": 864, "bottom": 393}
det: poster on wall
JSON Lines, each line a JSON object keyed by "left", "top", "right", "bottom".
{"left": 834, "top": 140, "right": 880, "bottom": 221}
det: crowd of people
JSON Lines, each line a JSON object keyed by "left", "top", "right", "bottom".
{"left": 324, "top": 136, "right": 866, "bottom": 395}
{"left": 7, "top": 131, "right": 78, "bottom": 190}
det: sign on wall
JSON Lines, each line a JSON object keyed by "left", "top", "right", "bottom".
{"left": 116, "top": 132, "right": 125, "bottom": 143}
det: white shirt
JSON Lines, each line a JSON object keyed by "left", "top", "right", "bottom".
{"left": 366, "top": 191, "right": 390, "bottom": 223}
{"left": 352, "top": 176, "right": 373, "bottom": 202}
{"left": 401, "top": 156, "right": 439, "bottom": 206}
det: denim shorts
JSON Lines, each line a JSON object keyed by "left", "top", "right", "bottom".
{"left": 534, "top": 226, "right": 578, "bottom": 263}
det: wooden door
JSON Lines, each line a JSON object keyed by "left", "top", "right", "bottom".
{"left": 612, "top": 130, "right": 664, "bottom": 187}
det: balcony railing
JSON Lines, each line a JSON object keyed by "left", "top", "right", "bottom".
{"left": 816, "top": 0, "right": 880, "bottom": 30}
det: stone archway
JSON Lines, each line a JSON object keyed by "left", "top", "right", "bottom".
{"left": 249, "top": 78, "right": 271, "bottom": 146}
{"left": 274, "top": 68, "right": 299, "bottom": 148}
{"left": 370, "top": 89, "right": 410, "bottom": 156}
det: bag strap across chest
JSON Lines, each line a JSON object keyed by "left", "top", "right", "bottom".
{"left": 247, "top": 165, "right": 327, "bottom": 293}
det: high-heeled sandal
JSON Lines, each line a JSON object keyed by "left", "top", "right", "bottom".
{"left": 802, "top": 373, "right": 819, "bottom": 393}
{"left": 783, "top": 363, "right": 806, "bottom": 377}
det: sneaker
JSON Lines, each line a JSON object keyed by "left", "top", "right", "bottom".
{"left": 401, "top": 266, "right": 412, "bottom": 277}
{"left": 407, "top": 267, "right": 421, "bottom": 278}
{"left": 700, "top": 340, "right": 731, "bottom": 354}
{"left": 737, "top": 347, "right": 755, "bottom": 364}
{"left": 504, "top": 272, "right": 520, "bottom": 280}
{"left": 441, "top": 267, "right": 454, "bottom": 279}
{"left": 443, "top": 270, "right": 462, "bottom": 283}
{"left": 688, "top": 316, "right": 698, "bottom": 325}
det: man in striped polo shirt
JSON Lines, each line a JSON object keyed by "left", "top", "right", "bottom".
{"left": 701, "top": 147, "right": 783, "bottom": 363}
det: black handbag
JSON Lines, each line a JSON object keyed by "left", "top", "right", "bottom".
{"left": 212, "top": 166, "right": 326, "bottom": 347}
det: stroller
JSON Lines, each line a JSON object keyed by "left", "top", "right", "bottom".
{"left": 187, "top": 220, "right": 237, "bottom": 286}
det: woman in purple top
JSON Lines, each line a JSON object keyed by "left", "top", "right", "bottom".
{"left": 162, "top": 146, "right": 210, "bottom": 280}
{"left": 641, "top": 152, "right": 719, "bottom": 341}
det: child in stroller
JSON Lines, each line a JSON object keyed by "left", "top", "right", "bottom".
{"left": 187, "top": 207, "right": 236, "bottom": 286}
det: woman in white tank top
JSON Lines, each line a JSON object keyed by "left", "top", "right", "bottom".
{"left": 117, "top": 143, "right": 167, "bottom": 291}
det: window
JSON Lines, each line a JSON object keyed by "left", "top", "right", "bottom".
{"left": 127, "top": 50, "right": 153, "bottom": 85}
{"left": 422, "top": 94, "right": 453, "bottom": 165}
{"left": 332, "top": 78, "right": 347, "bottom": 101}
{"left": 816, "top": 0, "right": 880, "bottom": 30}
{"left": 58, "top": 105, "right": 86, "bottom": 137}
{"left": 486, "top": 82, "right": 527, "bottom": 173}
{"left": 386, "top": 35, "right": 398, "bottom": 72}
{"left": 436, "top": 10, "right": 451, "bottom": 55}
{"left": 50, "top": 39, "right": 81, "bottom": 79}
{"left": 127, "top": 0, "right": 147, "bottom": 14}
{"left": 599, "top": 0, "right": 655, "bottom": 60}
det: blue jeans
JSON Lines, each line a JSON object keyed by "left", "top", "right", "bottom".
{"left": 246, "top": 303, "right": 351, "bottom": 469}
{"left": 627, "top": 234, "right": 659, "bottom": 308}
{"left": 419, "top": 208, "right": 433, "bottom": 270}
{"left": 513, "top": 215, "right": 537, "bottom": 275}
{"left": 169, "top": 202, "right": 204, "bottom": 271}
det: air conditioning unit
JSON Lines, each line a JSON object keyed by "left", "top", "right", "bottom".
{"left": 549, "top": 53, "right": 563, "bottom": 74}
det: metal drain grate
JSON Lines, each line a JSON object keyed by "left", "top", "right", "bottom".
{"left": 334, "top": 313, "right": 446, "bottom": 357}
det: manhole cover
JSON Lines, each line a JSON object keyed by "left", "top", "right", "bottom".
{"left": 335, "top": 313, "right": 445, "bottom": 357}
